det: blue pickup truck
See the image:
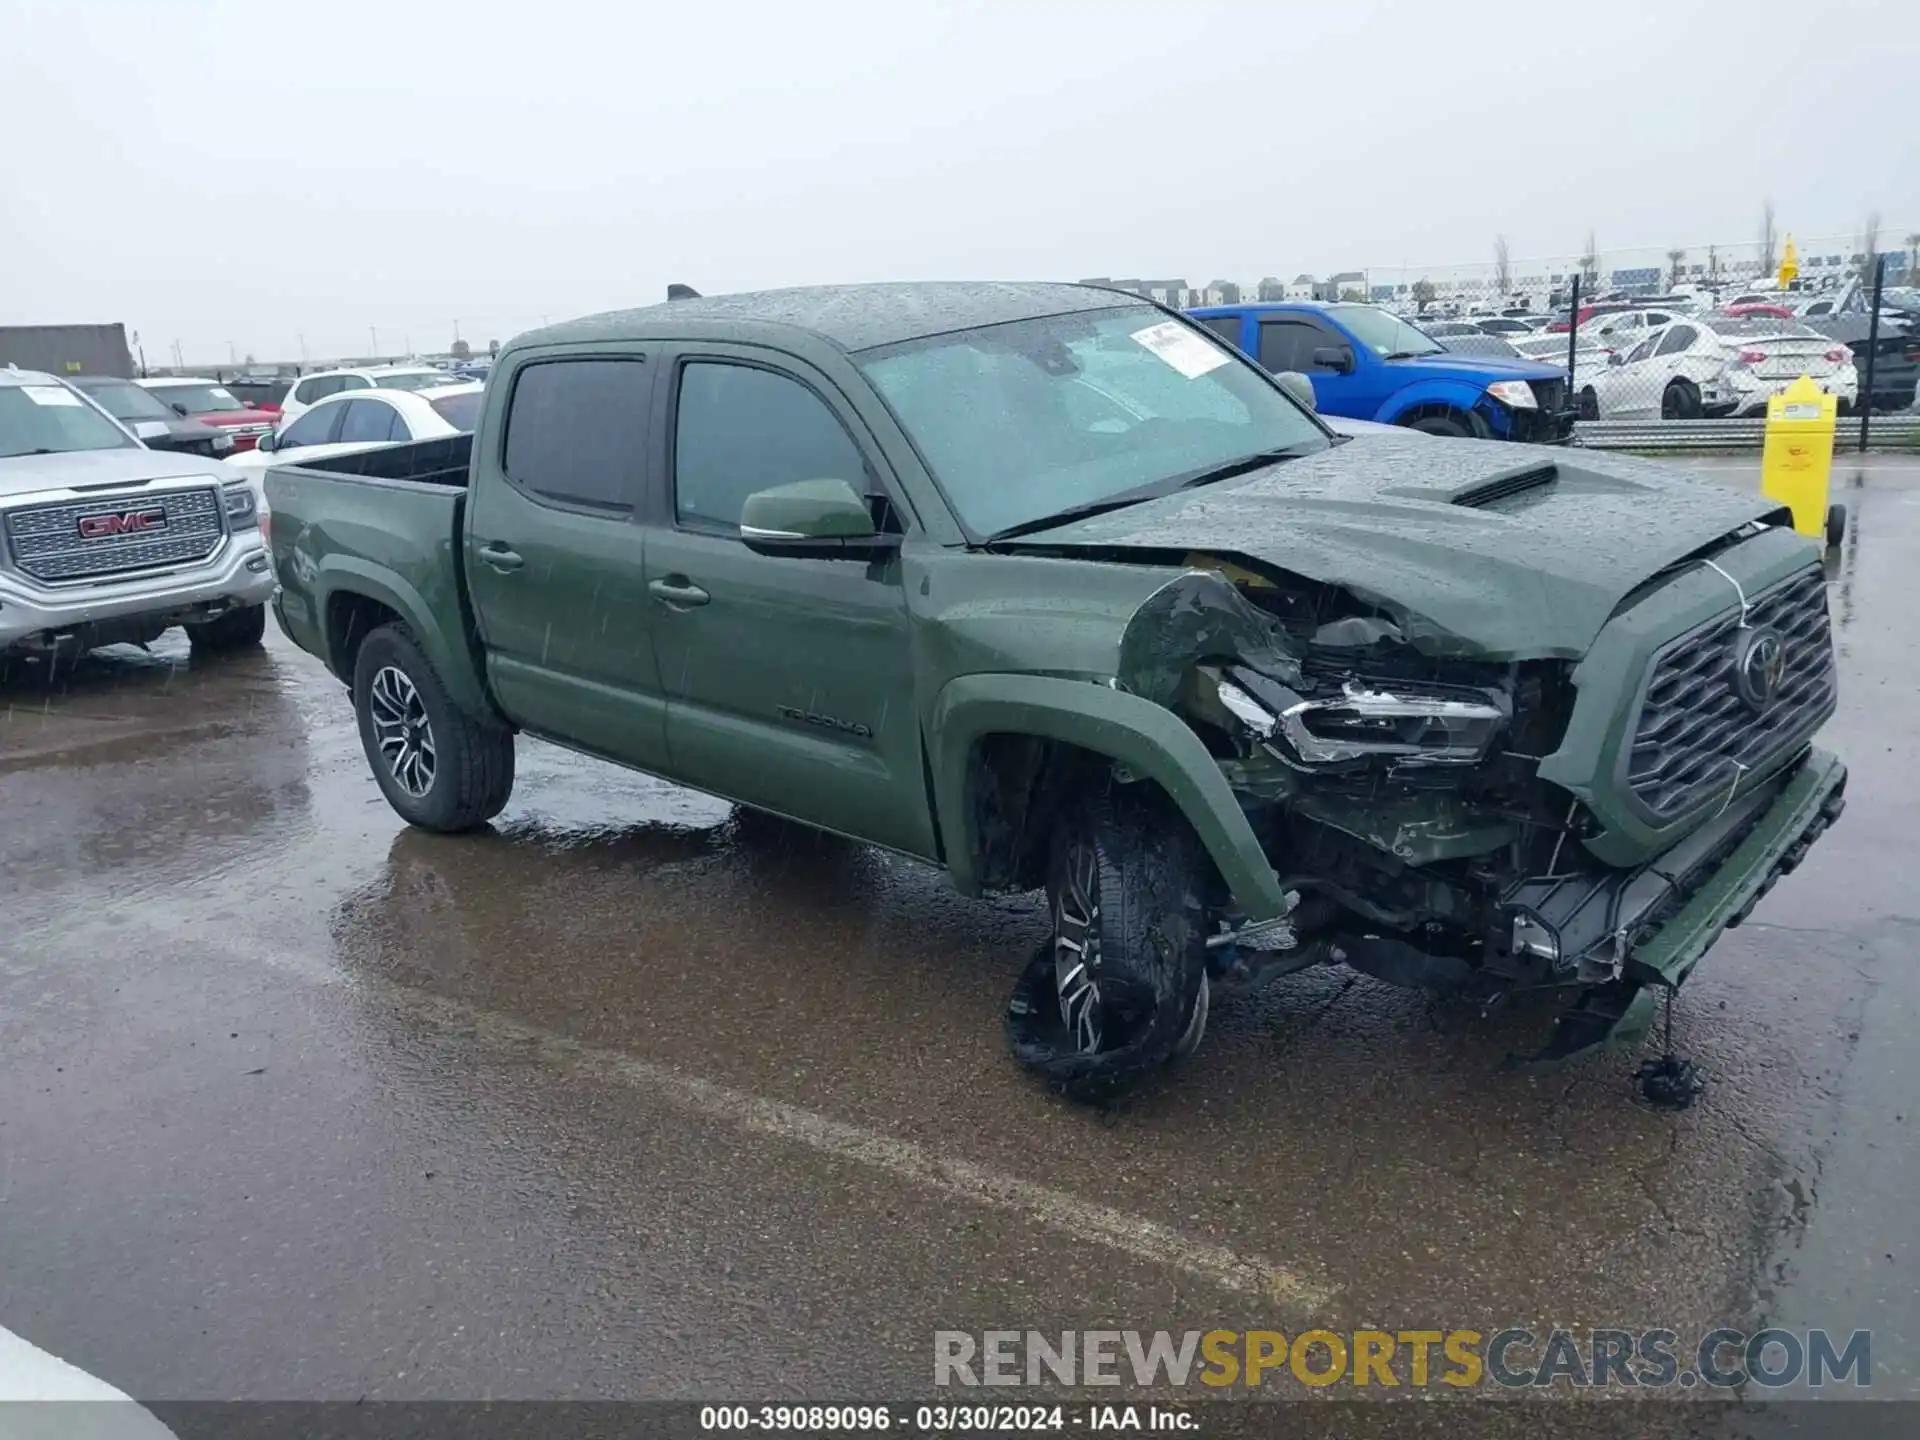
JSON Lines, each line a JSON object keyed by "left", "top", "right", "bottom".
{"left": 1187, "top": 301, "right": 1576, "bottom": 443}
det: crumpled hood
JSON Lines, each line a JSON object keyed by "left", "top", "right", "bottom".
{"left": 0, "top": 447, "right": 237, "bottom": 500}
{"left": 998, "top": 433, "right": 1786, "bottom": 658}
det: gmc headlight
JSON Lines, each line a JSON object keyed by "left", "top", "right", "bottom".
{"left": 1484, "top": 380, "right": 1538, "bottom": 409}
{"left": 1217, "top": 670, "right": 1508, "bottom": 767}
{"left": 223, "top": 480, "right": 259, "bottom": 528}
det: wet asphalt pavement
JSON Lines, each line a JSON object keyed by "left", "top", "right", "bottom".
{"left": 2, "top": 455, "right": 1917, "bottom": 1433}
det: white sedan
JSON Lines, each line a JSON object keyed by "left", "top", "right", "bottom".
{"left": 275, "top": 365, "right": 465, "bottom": 424}
{"left": 1585, "top": 316, "right": 1857, "bottom": 420}
{"left": 228, "top": 383, "right": 483, "bottom": 493}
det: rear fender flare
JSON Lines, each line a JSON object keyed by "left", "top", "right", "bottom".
{"left": 316, "top": 556, "right": 490, "bottom": 715}
{"left": 927, "top": 672, "right": 1291, "bottom": 920}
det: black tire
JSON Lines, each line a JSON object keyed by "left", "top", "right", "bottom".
{"left": 1405, "top": 413, "right": 1471, "bottom": 438}
{"left": 352, "top": 623, "right": 514, "bottom": 832}
{"left": 1003, "top": 783, "right": 1211, "bottom": 1104}
{"left": 185, "top": 603, "right": 267, "bottom": 653}
{"left": 1826, "top": 503, "right": 1846, "bottom": 549}
{"left": 1661, "top": 379, "right": 1702, "bottom": 420}
{"left": 1577, "top": 386, "right": 1600, "bottom": 421}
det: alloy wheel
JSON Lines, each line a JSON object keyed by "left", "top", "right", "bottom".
{"left": 369, "top": 665, "right": 436, "bottom": 797}
{"left": 1053, "top": 834, "right": 1105, "bottom": 1053}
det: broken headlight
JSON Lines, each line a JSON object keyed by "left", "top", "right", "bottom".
{"left": 1217, "top": 666, "right": 1509, "bottom": 767}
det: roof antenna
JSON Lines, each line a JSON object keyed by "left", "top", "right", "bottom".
{"left": 666, "top": 284, "right": 701, "bottom": 301}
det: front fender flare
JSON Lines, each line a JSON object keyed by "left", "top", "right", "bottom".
{"left": 315, "top": 555, "right": 490, "bottom": 715}
{"left": 928, "top": 672, "right": 1291, "bottom": 920}
{"left": 1373, "top": 378, "right": 1488, "bottom": 425}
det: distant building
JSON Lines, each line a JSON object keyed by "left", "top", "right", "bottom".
{"left": 0, "top": 323, "right": 134, "bottom": 378}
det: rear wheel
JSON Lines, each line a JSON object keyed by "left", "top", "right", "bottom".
{"left": 1004, "top": 784, "right": 1211, "bottom": 1104}
{"left": 353, "top": 623, "right": 514, "bottom": 831}
{"left": 1826, "top": 503, "right": 1847, "bottom": 549}
{"left": 1577, "top": 386, "right": 1600, "bottom": 421}
{"left": 1661, "top": 379, "right": 1702, "bottom": 420}
{"left": 185, "top": 603, "right": 266, "bottom": 653}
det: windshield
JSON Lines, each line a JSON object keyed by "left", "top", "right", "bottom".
{"left": 154, "top": 383, "right": 242, "bottom": 414}
{"left": 374, "top": 372, "right": 451, "bottom": 393}
{"left": 856, "top": 305, "right": 1327, "bottom": 538}
{"left": 81, "top": 381, "right": 176, "bottom": 422}
{"left": 0, "top": 384, "right": 139, "bottom": 457}
{"left": 1327, "top": 305, "right": 1445, "bottom": 357}
{"left": 428, "top": 391, "right": 483, "bottom": 430}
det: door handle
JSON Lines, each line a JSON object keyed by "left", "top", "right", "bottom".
{"left": 648, "top": 576, "right": 710, "bottom": 608}
{"left": 478, "top": 543, "right": 524, "bottom": 573}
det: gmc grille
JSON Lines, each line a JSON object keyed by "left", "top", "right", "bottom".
{"left": 1626, "top": 566, "right": 1836, "bottom": 820}
{"left": 3, "top": 487, "right": 226, "bottom": 583}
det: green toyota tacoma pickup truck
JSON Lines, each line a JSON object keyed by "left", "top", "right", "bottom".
{"left": 265, "top": 282, "right": 1845, "bottom": 1102}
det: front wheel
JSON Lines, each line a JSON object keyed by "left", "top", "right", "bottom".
{"left": 352, "top": 623, "right": 514, "bottom": 832}
{"left": 1004, "top": 785, "right": 1211, "bottom": 1104}
{"left": 1577, "top": 386, "right": 1599, "bottom": 421}
{"left": 1405, "top": 414, "right": 1471, "bottom": 438}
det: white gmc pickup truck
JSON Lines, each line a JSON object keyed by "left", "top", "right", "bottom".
{"left": 1, "top": 366, "right": 274, "bottom": 664}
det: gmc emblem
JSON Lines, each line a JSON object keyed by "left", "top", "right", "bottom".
{"left": 77, "top": 507, "right": 168, "bottom": 539}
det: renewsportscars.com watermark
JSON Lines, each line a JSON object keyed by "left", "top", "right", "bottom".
{"left": 934, "top": 1328, "right": 1871, "bottom": 1391}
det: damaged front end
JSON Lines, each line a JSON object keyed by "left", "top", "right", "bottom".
{"left": 1115, "top": 553, "right": 1845, "bottom": 1067}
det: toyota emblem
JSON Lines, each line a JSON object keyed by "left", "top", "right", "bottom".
{"left": 1731, "top": 628, "right": 1787, "bottom": 712}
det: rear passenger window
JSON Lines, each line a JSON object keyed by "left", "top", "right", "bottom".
{"left": 1197, "top": 314, "right": 1244, "bottom": 347}
{"left": 503, "top": 359, "right": 650, "bottom": 512}
{"left": 1655, "top": 325, "right": 1696, "bottom": 356}
{"left": 338, "top": 399, "right": 402, "bottom": 444}
{"left": 673, "top": 362, "right": 867, "bottom": 531}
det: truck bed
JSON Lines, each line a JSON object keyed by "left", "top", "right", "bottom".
{"left": 262, "top": 434, "right": 489, "bottom": 712}
{"left": 282, "top": 433, "right": 474, "bottom": 488}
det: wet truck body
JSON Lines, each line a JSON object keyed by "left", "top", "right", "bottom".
{"left": 265, "top": 282, "right": 1844, "bottom": 1103}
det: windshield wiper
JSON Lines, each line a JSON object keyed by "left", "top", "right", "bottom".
{"left": 1165, "top": 442, "right": 1323, "bottom": 490}
{"left": 0, "top": 448, "right": 64, "bottom": 458}
{"left": 984, "top": 445, "right": 1319, "bottom": 543}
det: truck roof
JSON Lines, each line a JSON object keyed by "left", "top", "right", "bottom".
{"left": 523, "top": 281, "right": 1139, "bottom": 354}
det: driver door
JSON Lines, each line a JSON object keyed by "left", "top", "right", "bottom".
{"left": 1602, "top": 333, "right": 1664, "bottom": 418}
{"left": 641, "top": 347, "right": 934, "bottom": 857}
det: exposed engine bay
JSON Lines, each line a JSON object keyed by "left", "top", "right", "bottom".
{"left": 1124, "top": 551, "right": 1813, "bottom": 1051}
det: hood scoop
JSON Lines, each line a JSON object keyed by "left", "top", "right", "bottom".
{"left": 1451, "top": 463, "right": 1559, "bottom": 508}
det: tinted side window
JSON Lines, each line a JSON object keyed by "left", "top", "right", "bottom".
{"left": 339, "top": 375, "right": 372, "bottom": 392}
{"left": 339, "top": 398, "right": 401, "bottom": 444}
{"left": 1197, "top": 314, "right": 1244, "bottom": 347}
{"left": 1257, "top": 320, "right": 1315, "bottom": 373}
{"left": 280, "top": 404, "right": 344, "bottom": 448}
{"left": 1655, "top": 325, "right": 1696, "bottom": 356}
{"left": 503, "top": 359, "right": 649, "bottom": 512}
{"left": 1626, "top": 336, "right": 1659, "bottom": 364}
{"left": 673, "top": 362, "right": 867, "bottom": 532}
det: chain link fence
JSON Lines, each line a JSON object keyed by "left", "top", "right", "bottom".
{"left": 1098, "top": 229, "right": 1920, "bottom": 450}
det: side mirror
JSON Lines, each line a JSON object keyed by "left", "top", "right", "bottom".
{"left": 1311, "top": 346, "right": 1354, "bottom": 375}
{"left": 739, "top": 478, "right": 898, "bottom": 560}
{"left": 254, "top": 431, "right": 276, "bottom": 453}
{"left": 170, "top": 402, "right": 190, "bottom": 416}
{"left": 1607, "top": 352, "right": 1626, "bottom": 367}
{"left": 1273, "top": 371, "right": 1317, "bottom": 412}
{"left": 242, "top": 400, "right": 258, "bottom": 409}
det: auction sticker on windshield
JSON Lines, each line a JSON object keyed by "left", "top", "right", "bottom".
{"left": 21, "top": 386, "right": 84, "bottom": 407}
{"left": 1131, "top": 321, "right": 1231, "bottom": 379}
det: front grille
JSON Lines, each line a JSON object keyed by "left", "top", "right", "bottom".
{"left": 1626, "top": 566, "right": 1835, "bottom": 820}
{"left": 1528, "top": 376, "right": 1567, "bottom": 412}
{"left": 3, "top": 487, "right": 225, "bottom": 583}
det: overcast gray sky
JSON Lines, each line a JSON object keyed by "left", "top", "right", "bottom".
{"left": 2, "top": 0, "right": 1914, "bottom": 364}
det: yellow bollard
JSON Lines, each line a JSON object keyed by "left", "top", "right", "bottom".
{"left": 1760, "top": 374, "right": 1840, "bottom": 548}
